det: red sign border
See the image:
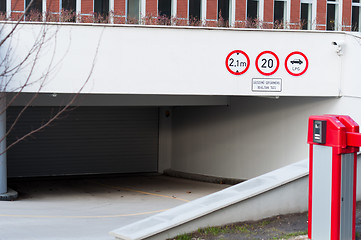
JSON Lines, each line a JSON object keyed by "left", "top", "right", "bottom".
{"left": 225, "top": 50, "right": 250, "bottom": 75}
{"left": 285, "top": 51, "right": 309, "bottom": 76}
{"left": 255, "top": 51, "right": 280, "bottom": 76}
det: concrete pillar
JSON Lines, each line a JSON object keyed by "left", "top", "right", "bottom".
{"left": 0, "top": 95, "right": 6, "bottom": 195}
{"left": 0, "top": 94, "right": 17, "bottom": 201}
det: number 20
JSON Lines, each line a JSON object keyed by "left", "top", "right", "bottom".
{"left": 261, "top": 59, "right": 273, "bottom": 68}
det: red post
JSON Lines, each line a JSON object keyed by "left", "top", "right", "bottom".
{"left": 308, "top": 115, "right": 360, "bottom": 240}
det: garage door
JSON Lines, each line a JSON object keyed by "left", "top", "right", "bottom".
{"left": 6, "top": 106, "right": 159, "bottom": 177}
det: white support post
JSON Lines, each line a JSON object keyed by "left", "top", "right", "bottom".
{"left": 109, "top": 0, "right": 114, "bottom": 23}
{"left": 171, "top": 0, "right": 177, "bottom": 25}
{"left": 42, "top": 0, "right": 46, "bottom": 22}
{"left": 76, "top": 0, "right": 81, "bottom": 23}
{"left": 6, "top": 0, "right": 11, "bottom": 19}
{"left": 258, "top": 0, "right": 264, "bottom": 23}
{"left": 312, "top": 0, "right": 317, "bottom": 30}
{"left": 286, "top": 0, "right": 291, "bottom": 28}
{"left": 338, "top": 0, "right": 342, "bottom": 30}
{"left": 0, "top": 95, "right": 7, "bottom": 195}
{"left": 140, "top": 0, "right": 146, "bottom": 23}
{"left": 200, "top": 0, "right": 206, "bottom": 25}
{"left": 229, "top": 0, "right": 236, "bottom": 27}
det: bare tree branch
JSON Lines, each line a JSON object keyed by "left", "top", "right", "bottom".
{"left": 2, "top": 27, "right": 104, "bottom": 155}
{"left": 0, "top": 0, "right": 35, "bottom": 47}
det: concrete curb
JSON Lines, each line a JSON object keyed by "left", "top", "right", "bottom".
{"left": 286, "top": 235, "right": 308, "bottom": 240}
{"left": 110, "top": 160, "right": 309, "bottom": 240}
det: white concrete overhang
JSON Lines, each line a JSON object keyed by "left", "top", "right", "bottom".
{"left": 1, "top": 22, "right": 360, "bottom": 99}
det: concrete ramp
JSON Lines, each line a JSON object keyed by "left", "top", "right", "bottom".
{"left": 109, "top": 160, "right": 309, "bottom": 240}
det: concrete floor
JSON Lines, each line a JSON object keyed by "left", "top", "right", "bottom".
{"left": 0, "top": 175, "right": 230, "bottom": 240}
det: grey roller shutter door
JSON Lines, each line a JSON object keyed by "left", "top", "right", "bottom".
{"left": 7, "top": 106, "right": 159, "bottom": 177}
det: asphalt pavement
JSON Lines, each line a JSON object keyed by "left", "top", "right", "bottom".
{"left": 0, "top": 175, "right": 230, "bottom": 240}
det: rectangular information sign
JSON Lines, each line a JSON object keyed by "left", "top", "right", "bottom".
{"left": 252, "top": 78, "right": 282, "bottom": 92}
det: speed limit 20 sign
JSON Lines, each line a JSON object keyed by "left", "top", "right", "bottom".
{"left": 255, "top": 51, "right": 280, "bottom": 76}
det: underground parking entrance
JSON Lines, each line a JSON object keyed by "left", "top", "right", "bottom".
{"left": 1, "top": 103, "right": 232, "bottom": 239}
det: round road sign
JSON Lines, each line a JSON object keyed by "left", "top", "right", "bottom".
{"left": 285, "top": 51, "right": 309, "bottom": 76}
{"left": 225, "top": 50, "right": 250, "bottom": 75}
{"left": 255, "top": 51, "right": 280, "bottom": 76}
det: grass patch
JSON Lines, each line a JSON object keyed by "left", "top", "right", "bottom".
{"left": 259, "top": 220, "right": 271, "bottom": 227}
{"left": 174, "top": 233, "right": 193, "bottom": 240}
{"left": 273, "top": 231, "right": 308, "bottom": 239}
{"left": 198, "top": 226, "right": 228, "bottom": 236}
{"left": 234, "top": 224, "right": 251, "bottom": 234}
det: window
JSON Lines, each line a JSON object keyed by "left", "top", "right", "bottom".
{"left": 274, "top": 0, "right": 287, "bottom": 28}
{"left": 218, "top": 0, "right": 230, "bottom": 26}
{"left": 327, "top": 0, "right": 339, "bottom": 30}
{"left": 0, "top": 0, "right": 6, "bottom": 14}
{"left": 127, "top": 0, "right": 140, "bottom": 23}
{"left": 25, "top": 0, "right": 42, "bottom": 20}
{"left": 352, "top": 0, "right": 361, "bottom": 31}
{"left": 300, "top": 0, "right": 312, "bottom": 30}
{"left": 158, "top": 0, "right": 171, "bottom": 18}
{"left": 189, "top": 0, "right": 201, "bottom": 22}
{"left": 26, "top": 0, "right": 42, "bottom": 13}
{"left": 62, "top": 0, "right": 76, "bottom": 11}
{"left": 61, "top": 0, "right": 76, "bottom": 21}
{"left": 247, "top": 0, "right": 258, "bottom": 20}
{"left": 94, "top": 0, "right": 109, "bottom": 15}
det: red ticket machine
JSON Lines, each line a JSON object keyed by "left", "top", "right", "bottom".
{"left": 308, "top": 115, "right": 361, "bottom": 240}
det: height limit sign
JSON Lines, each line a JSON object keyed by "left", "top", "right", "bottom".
{"left": 225, "top": 50, "right": 250, "bottom": 75}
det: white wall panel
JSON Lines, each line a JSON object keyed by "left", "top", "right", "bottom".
{"left": 171, "top": 96, "right": 361, "bottom": 179}
{"left": 1, "top": 23, "right": 347, "bottom": 97}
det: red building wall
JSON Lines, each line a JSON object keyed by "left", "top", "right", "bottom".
{"left": 263, "top": 0, "right": 274, "bottom": 28}
{"left": 81, "top": 0, "right": 93, "bottom": 14}
{"left": 12, "top": 0, "right": 24, "bottom": 11}
{"left": 146, "top": 0, "right": 157, "bottom": 16}
{"left": 114, "top": 0, "right": 126, "bottom": 15}
{"left": 47, "top": 0, "right": 59, "bottom": 12}
{"left": 6, "top": 0, "right": 360, "bottom": 31}
{"left": 114, "top": 0, "right": 126, "bottom": 23}
{"left": 235, "top": 0, "right": 246, "bottom": 23}
{"left": 316, "top": 0, "right": 326, "bottom": 30}
{"left": 11, "top": 0, "right": 24, "bottom": 20}
{"left": 290, "top": 0, "right": 300, "bottom": 29}
{"left": 342, "top": 0, "right": 352, "bottom": 30}
{"left": 206, "top": 0, "right": 217, "bottom": 26}
{"left": 177, "top": 0, "right": 188, "bottom": 18}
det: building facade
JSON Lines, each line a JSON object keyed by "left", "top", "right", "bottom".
{"left": 1, "top": 0, "right": 361, "bottom": 31}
